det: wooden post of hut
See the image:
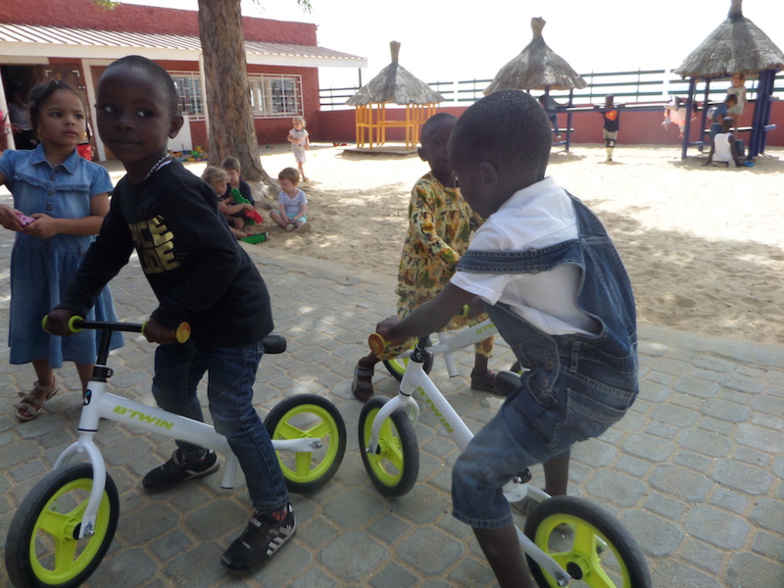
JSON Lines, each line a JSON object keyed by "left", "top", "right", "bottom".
{"left": 347, "top": 42, "right": 444, "bottom": 153}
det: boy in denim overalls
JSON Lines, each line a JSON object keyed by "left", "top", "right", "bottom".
{"left": 375, "top": 89, "right": 638, "bottom": 588}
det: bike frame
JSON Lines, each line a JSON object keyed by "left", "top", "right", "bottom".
{"left": 366, "top": 342, "right": 571, "bottom": 586}
{"left": 396, "top": 319, "right": 499, "bottom": 377}
{"left": 53, "top": 321, "right": 323, "bottom": 541}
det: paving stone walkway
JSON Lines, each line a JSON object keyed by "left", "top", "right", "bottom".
{"left": 0, "top": 223, "right": 781, "bottom": 587}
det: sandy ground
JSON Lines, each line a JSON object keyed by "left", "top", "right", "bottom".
{"left": 178, "top": 142, "right": 784, "bottom": 345}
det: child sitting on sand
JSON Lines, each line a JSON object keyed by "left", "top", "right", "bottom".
{"left": 201, "top": 166, "right": 248, "bottom": 239}
{"left": 352, "top": 112, "right": 496, "bottom": 402}
{"left": 704, "top": 117, "right": 741, "bottom": 168}
{"left": 371, "top": 89, "right": 639, "bottom": 588}
{"left": 269, "top": 167, "right": 311, "bottom": 233}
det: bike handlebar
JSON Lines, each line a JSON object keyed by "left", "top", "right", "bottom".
{"left": 42, "top": 316, "right": 191, "bottom": 344}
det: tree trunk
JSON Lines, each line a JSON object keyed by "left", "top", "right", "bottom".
{"left": 197, "top": 0, "right": 274, "bottom": 187}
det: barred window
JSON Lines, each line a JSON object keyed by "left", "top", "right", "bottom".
{"left": 248, "top": 74, "right": 303, "bottom": 118}
{"left": 170, "top": 72, "right": 204, "bottom": 120}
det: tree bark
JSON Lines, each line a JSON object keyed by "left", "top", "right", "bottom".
{"left": 197, "top": 0, "right": 274, "bottom": 186}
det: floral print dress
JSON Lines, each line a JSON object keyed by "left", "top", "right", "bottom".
{"left": 393, "top": 172, "right": 494, "bottom": 358}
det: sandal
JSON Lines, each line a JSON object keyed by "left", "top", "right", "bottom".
{"left": 470, "top": 370, "right": 500, "bottom": 395}
{"left": 352, "top": 363, "right": 374, "bottom": 402}
{"left": 15, "top": 380, "right": 58, "bottom": 422}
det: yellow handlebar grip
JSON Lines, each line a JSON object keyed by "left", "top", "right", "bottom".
{"left": 141, "top": 320, "right": 191, "bottom": 343}
{"left": 368, "top": 332, "right": 388, "bottom": 358}
{"left": 175, "top": 323, "right": 191, "bottom": 343}
{"left": 67, "top": 316, "right": 83, "bottom": 334}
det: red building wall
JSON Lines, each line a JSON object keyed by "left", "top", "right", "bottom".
{"left": 315, "top": 102, "right": 784, "bottom": 148}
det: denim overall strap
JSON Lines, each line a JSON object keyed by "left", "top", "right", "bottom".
{"left": 457, "top": 193, "right": 637, "bottom": 360}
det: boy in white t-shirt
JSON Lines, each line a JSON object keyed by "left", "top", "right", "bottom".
{"left": 373, "top": 90, "right": 639, "bottom": 588}
{"left": 704, "top": 117, "right": 741, "bottom": 167}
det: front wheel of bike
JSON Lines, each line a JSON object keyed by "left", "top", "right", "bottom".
{"left": 524, "top": 496, "right": 651, "bottom": 588}
{"left": 358, "top": 396, "right": 419, "bottom": 497}
{"left": 265, "top": 394, "right": 346, "bottom": 493}
{"left": 5, "top": 463, "right": 119, "bottom": 588}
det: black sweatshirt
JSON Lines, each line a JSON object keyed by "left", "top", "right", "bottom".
{"left": 58, "top": 159, "right": 273, "bottom": 347}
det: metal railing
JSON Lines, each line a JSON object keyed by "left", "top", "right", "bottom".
{"left": 320, "top": 68, "right": 784, "bottom": 110}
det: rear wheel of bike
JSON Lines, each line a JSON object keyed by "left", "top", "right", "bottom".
{"left": 358, "top": 396, "right": 419, "bottom": 497}
{"left": 524, "top": 496, "right": 651, "bottom": 588}
{"left": 5, "top": 463, "right": 119, "bottom": 588}
{"left": 265, "top": 394, "right": 346, "bottom": 493}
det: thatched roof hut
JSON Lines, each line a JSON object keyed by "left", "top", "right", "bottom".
{"left": 346, "top": 41, "right": 443, "bottom": 106}
{"left": 346, "top": 42, "right": 443, "bottom": 151}
{"left": 675, "top": 0, "right": 784, "bottom": 79}
{"left": 675, "top": 0, "right": 784, "bottom": 159}
{"left": 484, "top": 18, "right": 586, "bottom": 94}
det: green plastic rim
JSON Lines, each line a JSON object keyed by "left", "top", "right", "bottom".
{"left": 362, "top": 407, "right": 405, "bottom": 487}
{"left": 271, "top": 403, "right": 342, "bottom": 483}
{"left": 29, "top": 477, "right": 113, "bottom": 585}
{"left": 533, "top": 512, "right": 632, "bottom": 587}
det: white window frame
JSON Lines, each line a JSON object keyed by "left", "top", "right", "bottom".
{"left": 248, "top": 74, "right": 303, "bottom": 118}
{"left": 170, "top": 71, "right": 205, "bottom": 121}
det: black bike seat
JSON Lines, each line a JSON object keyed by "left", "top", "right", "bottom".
{"left": 262, "top": 333, "right": 287, "bottom": 355}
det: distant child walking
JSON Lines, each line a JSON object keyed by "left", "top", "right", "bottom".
{"left": 287, "top": 116, "right": 309, "bottom": 181}
{"left": 45, "top": 56, "right": 295, "bottom": 574}
{"left": 0, "top": 79, "right": 122, "bottom": 421}
{"left": 352, "top": 112, "right": 496, "bottom": 402}
{"left": 372, "top": 90, "right": 639, "bottom": 588}
{"left": 270, "top": 167, "right": 311, "bottom": 233}
{"left": 598, "top": 94, "right": 620, "bottom": 162}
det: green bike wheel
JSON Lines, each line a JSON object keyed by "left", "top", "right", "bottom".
{"left": 265, "top": 394, "right": 346, "bottom": 493}
{"left": 524, "top": 496, "right": 651, "bottom": 588}
{"left": 358, "top": 397, "right": 419, "bottom": 497}
{"left": 5, "top": 463, "right": 119, "bottom": 588}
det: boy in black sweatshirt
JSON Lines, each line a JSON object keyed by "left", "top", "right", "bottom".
{"left": 46, "top": 55, "right": 294, "bottom": 574}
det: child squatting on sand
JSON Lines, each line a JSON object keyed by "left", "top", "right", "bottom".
{"left": 370, "top": 90, "right": 639, "bottom": 588}
{"left": 45, "top": 55, "right": 295, "bottom": 574}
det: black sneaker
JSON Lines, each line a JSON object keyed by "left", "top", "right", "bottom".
{"left": 142, "top": 448, "right": 219, "bottom": 492}
{"left": 221, "top": 504, "right": 296, "bottom": 573}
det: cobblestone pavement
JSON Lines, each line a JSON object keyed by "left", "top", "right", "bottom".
{"left": 0, "top": 225, "right": 781, "bottom": 587}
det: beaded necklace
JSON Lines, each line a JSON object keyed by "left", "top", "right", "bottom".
{"left": 143, "top": 153, "right": 172, "bottom": 182}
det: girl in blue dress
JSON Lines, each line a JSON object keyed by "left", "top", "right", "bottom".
{"left": 0, "top": 80, "right": 122, "bottom": 421}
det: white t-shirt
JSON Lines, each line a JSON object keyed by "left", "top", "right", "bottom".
{"left": 713, "top": 132, "right": 734, "bottom": 163}
{"left": 451, "top": 176, "right": 599, "bottom": 336}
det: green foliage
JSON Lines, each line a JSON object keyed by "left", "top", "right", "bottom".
{"left": 94, "top": 0, "right": 118, "bottom": 9}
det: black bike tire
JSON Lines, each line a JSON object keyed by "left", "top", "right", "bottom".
{"left": 264, "top": 393, "right": 347, "bottom": 493}
{"left": 524, "top": 495, "right": 651, "bottom": 588}
{"left": 358, "top": 396, "right": 419, "bottom": 497}
{"left": 5, "top": 463, "right": 119, "bottom": 588}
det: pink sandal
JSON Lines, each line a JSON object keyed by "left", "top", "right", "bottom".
{"left": 15, "top": 380, "right": 58, "bottom": 422}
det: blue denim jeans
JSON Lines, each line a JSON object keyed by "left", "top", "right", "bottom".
{"left": 152, "top": 341, "right": 289, "bottom": 513}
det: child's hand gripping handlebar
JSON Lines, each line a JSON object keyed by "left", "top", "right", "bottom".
{"left": 42, "top": 315, "right": 191, "bottom": 344}
{"left": 368, "top": 331, "right": 417, "bottom": 361}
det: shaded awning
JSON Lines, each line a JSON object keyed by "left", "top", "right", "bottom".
{"left": 0, "top": 22, "right": 366, "bottom": 68}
